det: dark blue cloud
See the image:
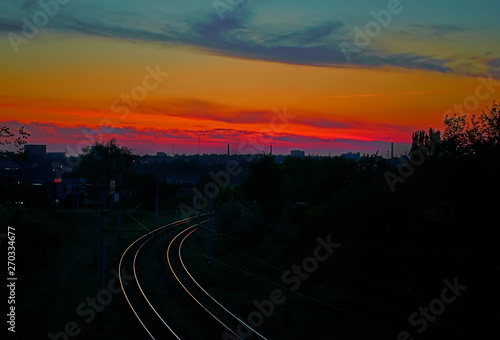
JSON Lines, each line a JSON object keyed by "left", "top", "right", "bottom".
{"left": 490, "top": 58, "right": 500, "bottom": 68}
{"left": 397, "top": 24, "right": 466, "bottom": 37}
{"left": 0, "top": 2, "right": 466, "bottom": 74}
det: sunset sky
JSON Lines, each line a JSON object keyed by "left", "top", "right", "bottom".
{"left": 1, "top": 0, "right": 499, "bottom": 156}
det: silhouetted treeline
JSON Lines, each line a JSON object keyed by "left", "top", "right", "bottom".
{"left": 213, "top": 103, "right": 500, "bottom": 338}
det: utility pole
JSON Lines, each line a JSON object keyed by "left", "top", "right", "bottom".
{"left": 283, "top": 197, "right": 290, "bottom": 327}
{"left": 76, "top": 179, "right": 80, "bottom": 212}
{"left": 196, "top": 190, "right": 201, "bottom": 241}
{"left": 73, "top": 180, "right": 76, "bottom": 211}
{"left": 196, "top": 141, "right": 201, "bottom": 241}
{"left": 97, "top": 182, "right": 106, "bottom": 330}
{"left": 117, "top": 205, "right": 122, "bottom": 241}
{"left": 117, "top": 178, "right": 121, "bottom": 241}
{"left": 155, "top": 179, "right": 159, "bottom": 227}
{"left": 207, "top": 189, "right": 213, "bottom": 267}
{"left": 93, "top": 181, "right": 99, "bottom": 267}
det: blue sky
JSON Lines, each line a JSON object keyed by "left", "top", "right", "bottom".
{"left": 1, "top": 0, "right": 499, "bottom": 75}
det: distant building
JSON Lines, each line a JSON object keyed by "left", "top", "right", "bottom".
{"left": 157, "top": 152, "right": 167, "bottom": 157}
{"left": 341, "top": 152, "right": 361, "bottom": 162}
{"left": 24, "top": 144, "right": 47, "bottom": 160}
{"left": 47, "top": 152, "right": 65, "bottom": 159}
{"left": 291, "top": 150, "right": 305, "bottom": 158}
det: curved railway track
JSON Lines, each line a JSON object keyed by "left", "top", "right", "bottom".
{"left": 119, "top": 217, "right": 194, "bottom": 339}
{"left": 166, "top": 225, "right": 268, "bottom": 340}
{"left": 119, "top": 216, "right": 268, "bottom": 339}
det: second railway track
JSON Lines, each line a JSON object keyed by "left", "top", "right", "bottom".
{"left": 119, "top": 216, "right": 266, "bottom": 339}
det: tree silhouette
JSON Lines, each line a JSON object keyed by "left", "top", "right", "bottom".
{"left": 0, "top": 125, "right": 29, "bottom": 154}
{"left": 76, "top": 138, "right": 133, "bottom": 184}
{"left": 411, "top": 128, "right": 441, "bottom": 156}
{"left": 478, "top": 102, "right": 500, "bottom": 146}
{"left": 242, "top": 155, "right": 284, "bottom": 222}
{"left": 442, "top": 102, "right": 500, "bottom": 156}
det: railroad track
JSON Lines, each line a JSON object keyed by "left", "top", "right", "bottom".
{"left": 166, "top": 225, "right": 268, "bottom": 340}
{"left": 119, "top": 217, "right": 197, "bottom": 339}
{"left": 119, "top": 216, "right": 268, "bottom": 339}
{"left": 119, "top": 216, "right": 499, "bottom": 340}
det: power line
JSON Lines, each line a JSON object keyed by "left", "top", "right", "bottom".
{"left": 211, "top": 234, "right": 479, "bottom": 315}
{"left": 183, "top": 247, "right": 401, "bottom": 335}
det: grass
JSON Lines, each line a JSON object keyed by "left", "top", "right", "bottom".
{"left": 181, "top": 222, "right": 400, "bottom": 339}
{"left": 2, "top": 207, "right": 465, "bottom": 339}
{"left": 0, "top": 206, "right": 179, "bottom": 338}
